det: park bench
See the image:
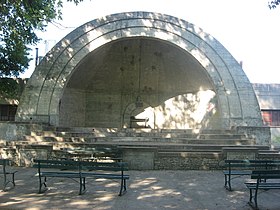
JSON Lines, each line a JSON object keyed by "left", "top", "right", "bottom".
{"left": 0, "top": 158, "right": 17, "bottom": 191}
{"left": 130, "top": 116, "right": 149, "bottom": 128}
{"left": 245, "top": 170, "right": 280, "bottom": 209}
{"left": 222, "top": 159, "right": 280, "bottom": 191}
{"left": 64, "top": 146, "right": 122, "bottom": 162}
{"left": 33, "top": 159, "right": 129, "bottom": 196}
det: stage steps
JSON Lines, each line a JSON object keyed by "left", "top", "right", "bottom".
{"left": 1, "top": 126, "right": 278, "bottom": 169}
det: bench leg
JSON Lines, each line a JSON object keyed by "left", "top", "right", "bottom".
{"left": 249, "top": 189, "right": 253, "bottom": 202}
{"left": 224, "top": 175, "right": 227, "bottom": 188}
{"left": 11, "top": 172, "right": 16, "bottom": 187}
{"left": 3, "top": 172, "right": 17, "bottom": 191}
{"left": 38, "top": 176, "right": 47, "bottom": 193}
{"left": 79, "top": 177, "right": 86, "bottom": 195}
{"left": 254, "top": 188, "right": 259, "bottom": 210}
{"left": 2, "top": 172, "right": 7, "bottom": 191}
{"left": 118, "top": 178, "right": 127, "bottom": 196}
{"left": 224, "top": 175, "right": 232, "bottom": 191}
{"left": 247, "top": 188, "right": 259, "bottom": 210}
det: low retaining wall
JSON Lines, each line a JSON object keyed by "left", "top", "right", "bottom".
{"left": 0, "top": 122, "right": 50, "bottom": 141}
{"left": 154, "top": 152, "right": 222, "bottom": 170}
{"left": 0, "top": 145, "right": 52, "bottom": 167}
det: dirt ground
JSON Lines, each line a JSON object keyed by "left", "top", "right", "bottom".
{"left": 1, "top": 167, "right": 280, "bottom": 210}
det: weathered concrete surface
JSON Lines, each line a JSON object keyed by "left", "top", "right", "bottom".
{"left": 0, "top": 123, "right": 272, "bottom": 168}
{"left": 271, "top": 127, "right": 280, "bottom": 147}
{"left": 16, "top": 12, "right": 263, "bottom": 130}
{"left": 0, "top": 122, "right": 43, "bottom": 141}
{"left": 1, "top": 167, "right": 280, "bottom": 210}
{"left": 236, "top": 126, "right": 271, "bottom": 145}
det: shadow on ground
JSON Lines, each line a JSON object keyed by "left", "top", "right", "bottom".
{"left": 1, "top": 168, "right": 280, "bottom": 210}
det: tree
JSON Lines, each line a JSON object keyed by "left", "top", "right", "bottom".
{"left": 0, "top": 0, "right": 83, "bottom": 77}
{"left": 268, "top": 0, "right": 280, "bottom": 9}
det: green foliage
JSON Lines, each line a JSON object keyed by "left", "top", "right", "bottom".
{"left": 268, "top": 0, "right": 280, "bottom": 9}
{"left": 272, "top": 136, "right": 280, "bottom": 145}
{"left": 0, "top": 78, "right": 26, "bottom": 102}
{"left": 0, "top": 0, "right": 84, "bottom": 77}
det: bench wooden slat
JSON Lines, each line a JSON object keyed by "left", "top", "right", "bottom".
{"left": 39, "top": 172, "right": 80, "bottom": 177}
{"left": 251, "top": 169, "right": 280, "bottom": 178}
{"left": 34, "top": 159, "right": 79, "bottom": 164}
{"left": 223, "top": 170, "right": 251, "bottom": 175}
{"left": 82, "top": 166, "right": 128, "bottom": 171}
{"left": 81, "top": 172, "right": 129, "bottom": 179}
{"left": 246, "top": 183, "right": 280, "bottom": 189}
{"left": 33, "top": 164, "right": 79, "bottom": 170}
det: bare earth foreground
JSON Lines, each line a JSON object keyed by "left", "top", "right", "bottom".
{"left": 0, "top": 167, "right": 280, "bottom": 210}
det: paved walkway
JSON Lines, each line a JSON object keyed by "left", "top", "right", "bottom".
{"left": 1, "top": 167, "right": 280, "bottom": 210}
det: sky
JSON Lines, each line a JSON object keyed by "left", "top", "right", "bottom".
{"left": 22, "top": 0, "right": 280, "bottom": 84}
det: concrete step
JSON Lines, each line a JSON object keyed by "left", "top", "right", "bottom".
{"left": 39, "top": 127, "right": 245, "bottom": 138}
{"left": 22, "top": 135, "right": 255, "bottom": 146}
{"left": 29, "top": 131, "right": 247, "bottom": 139}
{"left": 100, "top": 138, "right": 254, "bottom": 145}
{"left": 119, "top": 143, "right": 269, "bottom": 151}
{"left": 258, "top": 149, "right": 280, "bottom": 154}
{"left": 7, "top": 139, "right": 262, "bottom": 149}
{"left": 157, "top": 151, "right": 223, "bottom": 158}
{"left": 30, "top": 131, "right": 97, "bottom": 138}
{"left": 258, "top": 153, "right": 280, "bottom": 158}
{"left": 4, "top": 138, "right": 266, "bottom": 153}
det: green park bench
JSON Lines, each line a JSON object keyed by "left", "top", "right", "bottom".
{"left": 130, "top": 116, "right": 149, "bottom": 128}
{"left": 33, "top": 159, "right": 129, "bottom": 196}
{"left": 222, "top": 159, "right": 280, "bottom": 191}
{"left": 245, "top": 170, "right": 280, "bottom": 209}
{"left": 63, "top": 146, "right": 122, "bottom": 162}
{"left": 0, "top": 158, "right": 17, "bottom": 191}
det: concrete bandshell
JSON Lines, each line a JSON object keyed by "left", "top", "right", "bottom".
{"left": 16, "top": 12, "right": 263, "bottom": 129}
